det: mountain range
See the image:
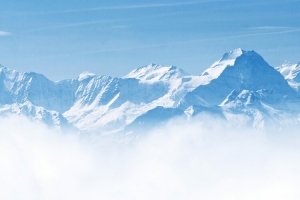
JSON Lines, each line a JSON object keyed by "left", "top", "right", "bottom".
{"left": 1, "top": 48, "right": 299, "bottom": 133}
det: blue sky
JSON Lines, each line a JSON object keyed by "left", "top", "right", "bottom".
{"left": 0, "top": 0, "right": 299, "bottom": 80}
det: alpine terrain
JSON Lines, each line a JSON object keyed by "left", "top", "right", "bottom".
{"left": 1, "top": 48, "right": 299, "bottom": 133}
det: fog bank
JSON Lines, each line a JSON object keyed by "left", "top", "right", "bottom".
{"left": 0, "top": 115, "right": 300, "bottom": 200}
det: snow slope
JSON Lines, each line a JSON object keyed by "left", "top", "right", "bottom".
{"left": 64, "top": 64, "right": 203, "bottom": 133}
{"left": 276, "top": 61, "right": 300, "bottom": 93}
{"left": 0, "top": 101, "right": 76, "bottom": 132}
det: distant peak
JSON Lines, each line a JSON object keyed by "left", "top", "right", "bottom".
{"left": 0, "top": 64, "right": 8, "bottom": 69}
{"left": 124, "top": 63, "right": 189, "bottom": 81}
{"left": 148, "top": 63, "right": 157, "bottom": 67}
{"left": 78, "top": 71, "right": 96, "bottom": 81}
{"left": 146, "top": 63, "right": 162, "bottom": 69}
{"left": 0, "top": 65, "right": 12, "bottom": 73}
{"left": 232, "top": 47, "right": 244, "bottom": 53}
{"left": 220, "top": 48, "right": 245, "bottom": 62}
{"left": 139, "top": 63, "right": 166, "bottom": 70}
{"left": 200, "top": 48, "right": 264, "bottom": 82}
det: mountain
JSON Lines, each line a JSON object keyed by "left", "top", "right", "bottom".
{"left": 180, "top": 48, "right": 298, "bottom": 108}
{"left": 0, "top": 49, "right": 299, "bottom": 133}
{"left": 276, "top": 61, "right": 300, "bottom": 93}
{"left": 124, "top": 63, "right": 189, "bottom": 82}
{"left": 64, "top": 64, "right": 202, "bottom": 133}
{"left": 220, "top": 89, "right": 297, "bottom": 129}
{"left": 0, "top": 101, "right": 76, "bottom": 132}
{"left": 0, "top": 66, "right": 78, "bottom": 113}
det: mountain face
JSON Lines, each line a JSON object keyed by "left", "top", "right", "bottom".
{"left": 64, "top": 64, "right": 202, "bottom": 133}
{"left": 276, "top": 61, "right": 300, "bottom": 93}
{"left": 0, "top": 101, "right": 76, "bottom": 132}
{"left": 180, "top": 48, "right": 298, "bottom": 108}
{"left": 0, "top": 49, "right": 299, "bottom": 133}
{"left": 0, "top": 66, "right": 78, "bottom": 113}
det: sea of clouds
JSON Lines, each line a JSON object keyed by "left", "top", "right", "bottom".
{"left": 1, "top": 115, "right": 300, "bottom": 200}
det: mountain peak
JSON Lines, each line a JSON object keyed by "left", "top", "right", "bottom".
{"left": 276, "top": 61, "right": 300, "bottom": 91}
{"left": 1, "top": 49, "right": 300, "bottom": 132}
{"left": 124, "top": 63, "right": 189, "bottom": 82}
{"left": 0, "top": 65, "right": 20, "bottom": 79}
{"left": 200, "top": 48, "right": 248, "bottom": 80}
{"left": 0, "top": 64, "right": 10, "bottom": 72}
{"left": 220, "top": 48, "right": 245, "bottom": 62}
{"left": 184, "top": 48, "right": 298, "bottom": 107}
{"left": 78, "top": 71, "right": 96, "bottom": 81}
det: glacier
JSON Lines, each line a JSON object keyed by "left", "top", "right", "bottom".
{"left": 0, "top": 49, "right": 299, "bottom": 133}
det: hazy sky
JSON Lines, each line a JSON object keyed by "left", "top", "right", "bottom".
{"left": 0, "top": 0, "right": 299, "bottom": 81}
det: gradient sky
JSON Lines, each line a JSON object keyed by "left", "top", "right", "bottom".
{"left": 0, "top": 0, "right": 299, "bottom": 81}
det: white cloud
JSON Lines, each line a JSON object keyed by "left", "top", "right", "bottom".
{"left": 91, "top": 0, "right": 227, "bottom": 10}
{"left": 248, "top": 26, "right": 290, "bottom": 30}
{"left": 1, "top": 115, "right": 300, "bottom": 200}
{"left": 22, "top": 0, "right": 228, "bottom": 15}
{"left": 0, "top": 31, "right": 11, "bottom": 36}
{"left": 25, "top": 19, "right": 122, "bottom": 32}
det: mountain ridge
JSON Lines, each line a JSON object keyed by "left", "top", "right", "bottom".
{"left": 1, "top": 48, "right": 299, "bottom": 133}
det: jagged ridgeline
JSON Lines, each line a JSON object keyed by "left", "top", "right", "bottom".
{"left": 0, "top": 48, "right": 300, "bottom": 133}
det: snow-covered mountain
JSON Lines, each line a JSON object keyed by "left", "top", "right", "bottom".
{"left": 276, "top": 61, "right": 300, "bottom": 93}
{"left": 180, "top": 48, "right": 298, "bottom": 108}
{"left": 1, "top": 49, "right": 299, "bottom": 133}
{"left": 0, "top": 101, "right": 76, "bottom": 132}
{"left": 64, "top": 64, "right": 202, "bottom": 133}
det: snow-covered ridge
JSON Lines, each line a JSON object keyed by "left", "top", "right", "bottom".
{"left": 1, "top": 48, "right": 300, "bottom": 133}
{"left": 275, "top": 61, "right": 300, "bottom": 92}
{"left": 124, "top": 63, "right": 189, "bottom": 82}
{"left": 78, "top": 71, "right": 97, "bottom": 81}
{"left": 200, "top": 48, "right": 245, "bottom": 83}
{"left": 0, "top": 101, "right": 76, "bottom": 131}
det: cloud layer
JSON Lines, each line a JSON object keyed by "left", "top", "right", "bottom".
{"left": 1, "top": 115, "right": 300, "bottom": 200}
